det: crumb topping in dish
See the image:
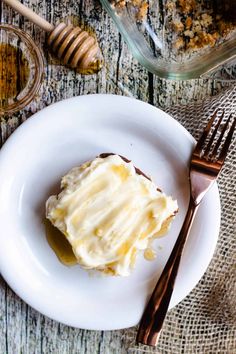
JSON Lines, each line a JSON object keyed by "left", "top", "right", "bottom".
{"left": 110, "top": 0, "right": 236, "bottom": 54}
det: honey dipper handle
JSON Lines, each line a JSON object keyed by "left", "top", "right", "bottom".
{"left": 3, "top": 0, "right": 54, "bottom": 32}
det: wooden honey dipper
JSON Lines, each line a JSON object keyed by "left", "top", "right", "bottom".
{"left": 3, "top": 0, "right": 103, "bottom": 72}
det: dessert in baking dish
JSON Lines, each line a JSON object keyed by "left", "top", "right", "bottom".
{"left": 46, "top": 154, "right": 178, "bottom": 276}
{"left": 111, "top": 0, "right": 236, "bottom": 53}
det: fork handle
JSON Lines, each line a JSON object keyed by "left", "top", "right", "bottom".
{"left": 136, "top": 198, "right": 199, "bottom": 346}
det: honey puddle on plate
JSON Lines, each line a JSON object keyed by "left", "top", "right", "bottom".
{"left": 0, "top": 43, "right": 30, "bottom": 108}
{"left": 44, "top": 219, "right": 77, "bottom": 266}
{"left": 144, "top": 247, "right": 156, "bottom": 261}
{"left": 45, "top": 219, "right": 158, "bottom": 266}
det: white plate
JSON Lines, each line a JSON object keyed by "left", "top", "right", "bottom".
{"left": 0, "top": 95, "right": 220, "bottom": 330}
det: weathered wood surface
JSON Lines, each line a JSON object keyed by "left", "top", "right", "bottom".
{"left": 0, "top": 0, "right": 235, "bottom": 353}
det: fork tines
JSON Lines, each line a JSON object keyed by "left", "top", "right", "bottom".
{"left": 194, "top": 110, "right": 236, "bottom": 164}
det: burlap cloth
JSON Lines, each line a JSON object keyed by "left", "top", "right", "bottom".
{"left": 126, "top": 86, "right": 236, "bottom": 354}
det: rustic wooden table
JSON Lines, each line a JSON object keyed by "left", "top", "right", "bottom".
{"left": 0, "top": 1, "right": 235, "bottom": 353}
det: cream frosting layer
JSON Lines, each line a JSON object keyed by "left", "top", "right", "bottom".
{"left": 46, "top": 155, "right": 178, "bottom": 276}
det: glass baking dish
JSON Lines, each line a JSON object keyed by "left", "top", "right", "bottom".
{"left": 100, "top": 0, "right": 236, "bottom": 79}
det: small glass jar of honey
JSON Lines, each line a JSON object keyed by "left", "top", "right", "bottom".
{"left": 0, "top": 24, "right": 44, "bottom": 116}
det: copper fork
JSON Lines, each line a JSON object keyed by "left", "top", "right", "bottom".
{"left": 137, "top": 110, "right": 236, "bottom": 347}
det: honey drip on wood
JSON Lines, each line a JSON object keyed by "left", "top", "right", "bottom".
{"left": 0, "top": 44, "right": 30, "bottom": 108}
{"left": 44, "top": 219, "right": 77, "bottom": 266}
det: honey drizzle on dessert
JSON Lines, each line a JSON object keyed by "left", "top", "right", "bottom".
{"left": 44, "top": 219, "right": 77, "bottom": 266}
{"left": 144, "top": 248, "right": 156, "bottom": 261}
